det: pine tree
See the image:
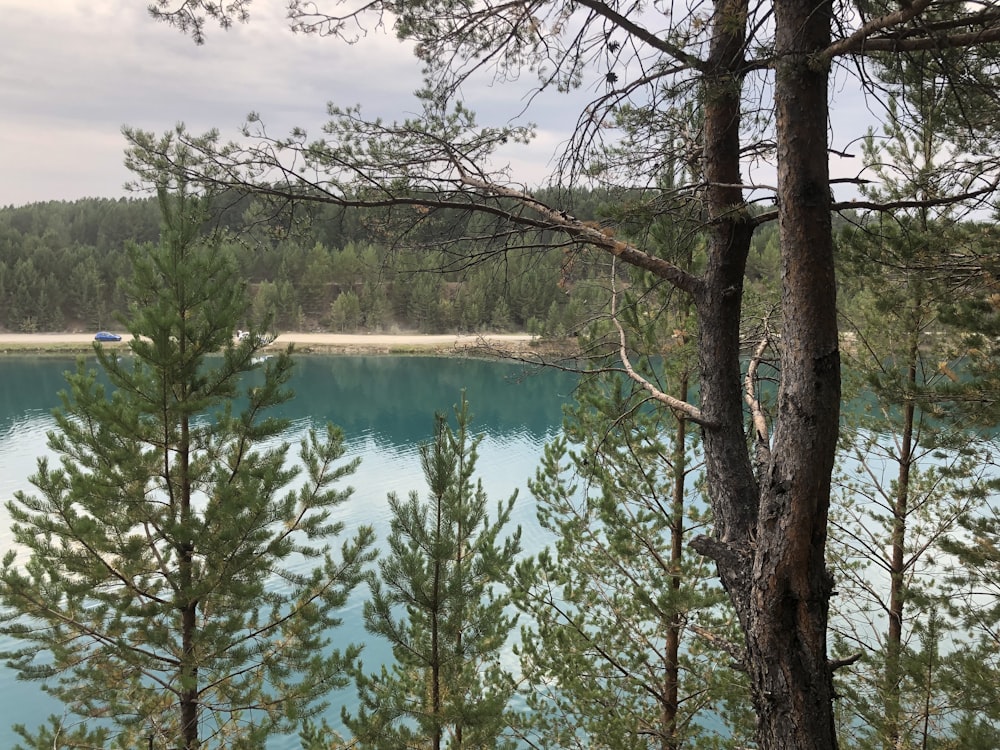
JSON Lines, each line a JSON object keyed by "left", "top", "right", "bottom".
{"left": 514, "top": 368, "right": 751, "bottom": 750}
{"left": 342, "top": 394, "right": 521, "bottom": 749}
{"left": 830, "top": 72, "right": 1000, "bottom": 749}
{"left": 0, "top": 180, "right": 375, "bottom": 749}
{"left": 513, "top": 181, "right": 752, "bottom": 748}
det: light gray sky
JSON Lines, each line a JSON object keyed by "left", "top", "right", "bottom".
{"left": 1, "top": 1, "right": 871, "bottom": 208}
{"left": 0, "top": 1, "right": 426, "bottom": 206}
{"left": 1, "top": 0, "right": 586, "bottom": 208}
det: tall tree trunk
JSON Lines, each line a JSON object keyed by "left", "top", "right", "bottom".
{"left": 754, "top": 0, "right": 840, "bottom": 745}
{"left": 693, "top": 0, "right": 841, "bottom": 747}
{"left": 455, "top": 438, "right": 465, "bottom": 750}
{"left": 885, "top": 337, "right": 918, "bottom": 750}
{"left": 663, "top": 375, "right": 689, "bottom": 750}
{"left": 179, "top": 413, "right": 200, "bottom": 750}
{"left": 432, "top": 492, "right": 444, "bottom": 750}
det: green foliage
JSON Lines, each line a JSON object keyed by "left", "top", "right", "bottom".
{"left": 830, "top": 75, "right": 1000, "bottom": 750}
{"left": 406, "top": 271, "right": 446, "bottom": 333}
{"left": 342, "top": 394, "right": 522, "bottom": 749}
{"left": 0, "top": 182, "right": 376, "bottom": 749}
{"left": 514, "top": 366, "right": 751, "bottom": 749}
{"left": 511, "top": 188, "right": 752, "bottom": 745}
{"left": 936, "top": 503, "right": 1000, "bottom": 746}
{"left": 0, "top": 191, "right": 613, "bottom": 335}
{"left": 329, "top": 289, "right": 362, "bottom": 332}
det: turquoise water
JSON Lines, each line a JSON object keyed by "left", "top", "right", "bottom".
{"left": 0, "top": 355, "right": 578, "bottom": 748}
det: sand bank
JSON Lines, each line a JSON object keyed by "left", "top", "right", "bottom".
{"left": 0, "top": 332, "right": 540, "bottom": 356}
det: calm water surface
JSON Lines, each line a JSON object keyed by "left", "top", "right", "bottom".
{"left": 0, "top": 355, "right": 578, "bottom": 748}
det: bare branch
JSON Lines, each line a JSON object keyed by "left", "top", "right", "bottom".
{"left": 829, "top": 652, "right": 863, "bottom": 671}
{"left": 572, "top": 0, "right": 708, "bottom": 71}
{"left": 689, "top": 534, "right": 751, "bottom": 574}
{"left": 824, "top": 0, "right": 1000, "bottom": 59}
{"left": 833, "top": 176, "right": 1000, "bottom": 213}
{"left": 688, "top": 623, "right": 748, "bottom": 672}
{"left": 609, "top": 260, "right": 714, "bottom": 427}
{"left": 820, "top": 0, "right": 936, "bottom": 61}
{"left": 744, "top": 321, "right": 772, "bottom": 465}
{"left": 461, "top": 173, "right": 704, "bottom": 295}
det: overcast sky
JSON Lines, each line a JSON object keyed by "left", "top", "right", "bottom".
{"left": 1, "top": 1, "right": 873, "bottom": 209}
{"left": 1, "top": 1, "right": 437, "bottom": 206}
{"left": 1, "top": 0, "right": 596, "bottom": 208}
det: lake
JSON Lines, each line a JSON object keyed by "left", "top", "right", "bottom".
{"left": 0, "top": 354, "right": 579, "bottom": 749}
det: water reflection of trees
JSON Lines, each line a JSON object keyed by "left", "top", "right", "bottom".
{"left": 284, "top": 356, "right": 576, "bottom": 443}
{"left": 0, "top": 355, "right": 575, "bottom": 446}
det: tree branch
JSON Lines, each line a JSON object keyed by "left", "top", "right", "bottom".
{"left": 833, "top": 177, "right": 1000, "bottom": 213}
{"left": 461, "top": 174, "right": 704, "bottom": 295}
{"left": 688, "top": 623, "right": 748, "bottom": 672}
{"left": 820, "top": 0, "right": 936, "bottom": 61}
{"left": 689, "top": 534, "right": 750, "bottom": 572}
{"left": 572, "top": 0, "right": 709, "bottom": 72}
{"left": 744, "top": 321, "right": 773, "bottom": 468}
{"left": 824, "top": 0, "right": 1000, "bottom": 59}
{"left": 829, "top": 652, "right": 863, "bottom": 671}
{"left": 609, "top": 260, "right": 715, "bottom": 427}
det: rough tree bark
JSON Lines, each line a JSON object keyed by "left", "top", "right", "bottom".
{"left": 690, "top": 0, "right": 841, "bottom": 747}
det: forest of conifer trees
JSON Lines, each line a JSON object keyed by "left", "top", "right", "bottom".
{"left": 0, "top": 192, "right": 622, "bottom": 337}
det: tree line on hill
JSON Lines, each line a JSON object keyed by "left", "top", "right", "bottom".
{"left": 0, "top": 186, "right": 805, "bottom": 341}
{"left": 0, "top": 190, "right": 629, "bottom": 337}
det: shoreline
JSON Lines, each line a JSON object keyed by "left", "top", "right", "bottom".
{"left": 0, "top": 332, "right": 561, "bottom": 357}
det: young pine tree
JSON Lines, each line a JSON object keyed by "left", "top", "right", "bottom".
{"left": 0, "top": 183, "right": 375, "bottom": 750}
{"left": 831, "top": 213, "right": 993, "bottom": 750}
{"left": 513, "top": 201, "right": 752, "bottom": 749}
{"left": 341, "top": 394, "right": 522, "bottom": 750}
{"left": 514, "top": 367, "right": 751, "bottom": 750}
{"left": 829, "top": 71, "right": 1000, "bottom": 750}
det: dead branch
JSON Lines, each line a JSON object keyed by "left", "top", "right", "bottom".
{"left": 609, "top": 260, "right": 715, "bottom": 427}
{"left": 744, "top": 317, "right": 773, "bottom": 468}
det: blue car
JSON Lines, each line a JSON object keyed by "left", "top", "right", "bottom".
{"left": 94, "top": 331, "right": 122, "bottom": 342}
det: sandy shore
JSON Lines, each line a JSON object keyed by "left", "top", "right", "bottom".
{"left": 0, "top": 332, "right": 541, "bottom": 356}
